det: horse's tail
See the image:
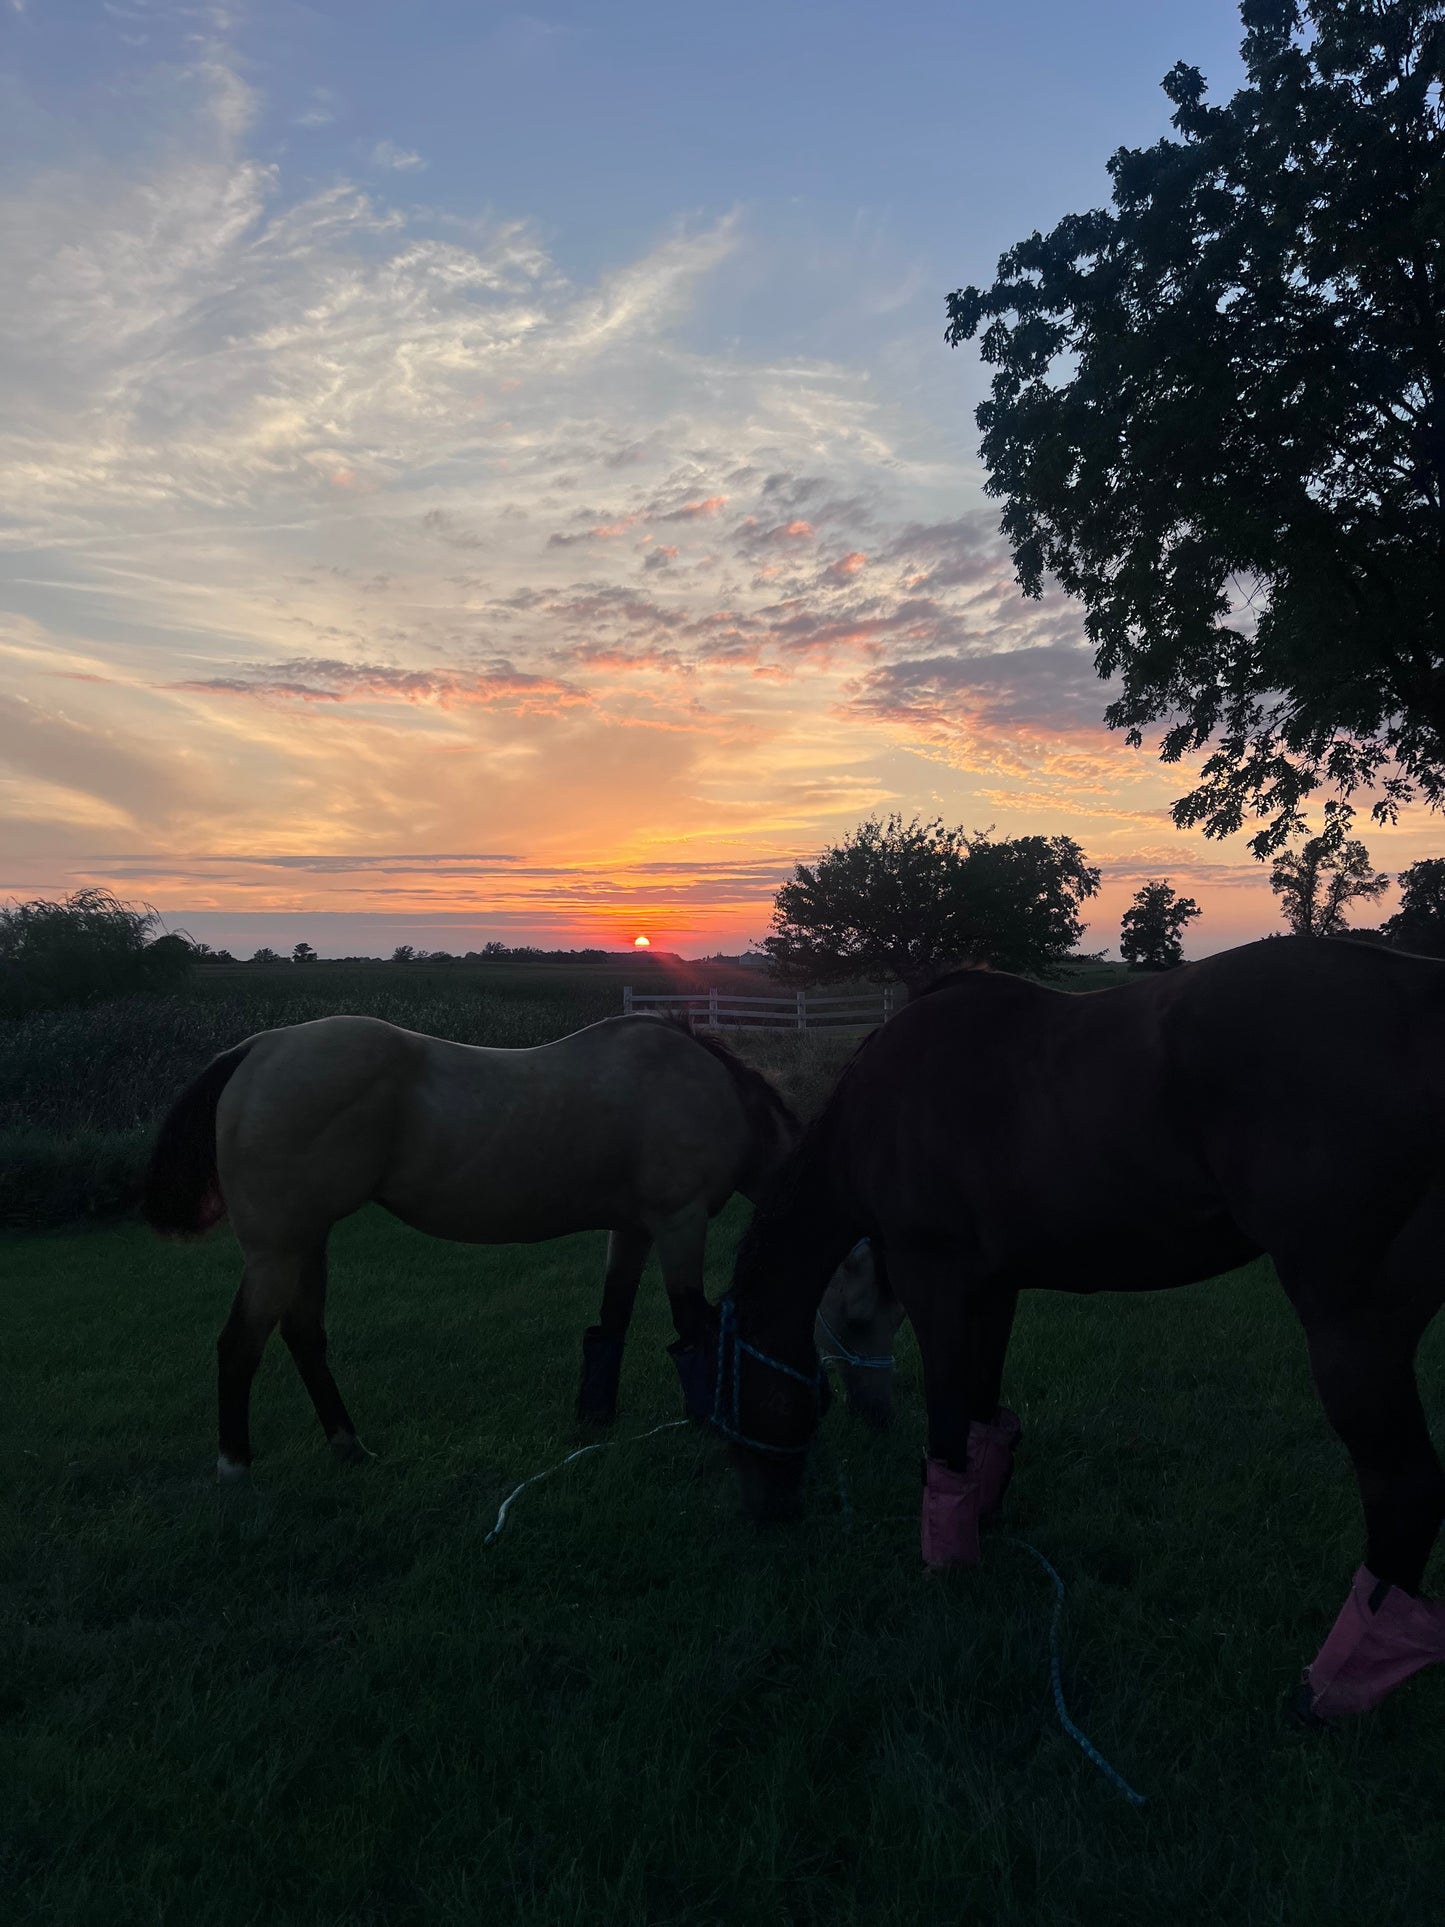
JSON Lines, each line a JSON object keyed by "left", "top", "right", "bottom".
{"left": 142, "top": 1043, "right": 254, "bottom": 1237}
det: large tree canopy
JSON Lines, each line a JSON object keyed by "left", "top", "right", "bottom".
{"left": 762, "top": 815, "right": 1100, "bottom": 991}
{"left": 947, "top": 0, "right": 1445, "bottom": 856}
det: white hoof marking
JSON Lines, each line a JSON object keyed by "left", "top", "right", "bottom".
{"left": 216, "top": 1454, "right": 250, "bottom": 1482}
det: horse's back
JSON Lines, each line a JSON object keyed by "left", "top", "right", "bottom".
{"left": 841, "top": 938, "right": 1445, "bottom": 1287}
{"left": 217, "top": 1011, "right": 755, "bottom": 1247}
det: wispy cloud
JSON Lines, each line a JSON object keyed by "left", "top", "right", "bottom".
{"left": 0, "top": 42, "right": 1324, "bottom": 952}
{"left": 371, "top": 139, "right": 427, "bottom": 172}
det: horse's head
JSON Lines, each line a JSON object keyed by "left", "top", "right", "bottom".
{"left": 714, "top": 1293, "right": 827, "bottom": 1523}
{"left": 814, "top": 1239, "right": 905, "bottom": 1428}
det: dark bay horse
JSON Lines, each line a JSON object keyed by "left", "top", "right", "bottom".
{"left": 717, "top": 937, "right": 1445, "bottom": 1721}
{"left": 143, "top": 1012, "right": 798, "bottom": 1477}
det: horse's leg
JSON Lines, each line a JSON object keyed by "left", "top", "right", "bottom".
{"left": 278, "top": 1243, "right": 368, "bottom": 1464}
{"left": 577, "top": 1227, "right": 652, "bottom": 1424}
{"left": 891, "top": 1250, "right": 1021, "bottom": 1569}
{"left": 1304, "top": 1317, "right": 1443, "bottom": 1590}
{"left": 653, "top": 1201, "right": 713, "bottom": 1422}
{"left": 216, "top": 1249, "right": 309, "bottom": 1480}
{"left": 1283, "top": 1239, "right": 1445, "bottom": 1718}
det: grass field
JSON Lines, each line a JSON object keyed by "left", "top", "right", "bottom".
{"left": 5, "top": 1205, "right": 1443, "bottom": 1926}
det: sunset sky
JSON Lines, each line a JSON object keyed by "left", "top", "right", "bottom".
{"left": 4, "top": 0, "right": 1439, "bottom": 958}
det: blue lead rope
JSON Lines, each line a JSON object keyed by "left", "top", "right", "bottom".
{"left": 1006, "top": 1537, "right": 1148, "bottom": 1807}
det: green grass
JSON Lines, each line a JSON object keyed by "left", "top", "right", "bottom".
{"left": 3, "top": 1207, "right": 1442, "bottom": 1926}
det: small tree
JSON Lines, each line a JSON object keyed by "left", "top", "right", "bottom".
{"left": 762, "top": 815, "right": 1100, "bottom": 993}
{"left": 292, "top": 942, "right": 318, "bottom": 964}
{"left": 250, "top": 946, "right": 281, "bottom": 965}
{"left": 391, "top": 943, "right": 416, "bottom": 964}
{"left": 1119, "top": 880, "right": 1201, "bottom": 971}
{"left": 1382, "top": 858, "right": 1445, "bottom": 956}
{"left": 1270, "top": 836, "right": 1388, "bottom": 938}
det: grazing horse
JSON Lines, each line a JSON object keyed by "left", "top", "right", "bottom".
{"left": 813, "top": 1238, "right": 907, "bottom": 1427}
{"left": 716, "top": 937, "right": 1445, "bottom": 1721}
{"left": 143, "top": 1012, "right": 799, "bottom": 1477}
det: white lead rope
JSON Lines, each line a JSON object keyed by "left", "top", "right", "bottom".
{"left": 482, "top": 1419, "right": 690, "bottom": 1545}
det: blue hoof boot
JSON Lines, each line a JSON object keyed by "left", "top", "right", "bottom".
{"left": 667, "top": 1337, "right": 716, "bottom": 1424}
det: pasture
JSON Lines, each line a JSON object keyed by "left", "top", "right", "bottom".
{"left": 5, "top": 1204, "right": 1442, "bottom": 1926}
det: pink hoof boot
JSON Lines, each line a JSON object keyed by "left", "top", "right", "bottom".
{"left": 1302, "top": 1567, "right": 1445, "bottom": 1720}
{"left": 971, "top": 1407, "right": 1022, "bottom": 1523}
{"left": 921, "top": 1457, "right": 981, "bottom": 1569}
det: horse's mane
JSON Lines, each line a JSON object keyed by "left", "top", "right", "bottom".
{"left": 651, "top": 1011, "right": 801, "bottom": 1136}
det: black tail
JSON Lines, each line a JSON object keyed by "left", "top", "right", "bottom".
{"left": 142, "top": 1043, "right": 253, "bottom": 1237}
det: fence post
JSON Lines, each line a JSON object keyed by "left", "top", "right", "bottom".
{"left": 796, "top": 989, "right": 807, "bottom": 1031}
{"left": 623, "top": 985, "right": 633, "bottom": 1017}
{"left": 708, "top": 986, "right": 719, "bottom": 1029}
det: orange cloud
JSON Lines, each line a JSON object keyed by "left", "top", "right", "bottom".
{"left": 828, "top": 551, "right": 867, "bottom": 579}
{"left": 660, "top": 495, "right": 727, "bottom": 521}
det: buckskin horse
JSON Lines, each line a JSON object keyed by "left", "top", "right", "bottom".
{"left": 143, "top": 1011, "right": 803, "bottom": 1475}
{"left": 715, "top": 937, "right": 1445, "bottom": 1722}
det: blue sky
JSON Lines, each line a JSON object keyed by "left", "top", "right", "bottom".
{"left": 11, "top": 2, "right": 1405, "bottom": 960}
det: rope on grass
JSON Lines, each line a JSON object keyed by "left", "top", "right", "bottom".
{"left": 1005, "top": 1537, "right": 1148, "bottom": 1808}
{"left": 482, "top": 1419, "right": 689, "bottom": 1546}
{"left": 481, "top": 1421, "right": 1146, "bottom": 1807}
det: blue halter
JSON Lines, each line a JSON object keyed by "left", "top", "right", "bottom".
{"left": 815, "top": 1312, "right": 895, "bottom": 1371}
{"left": 815, "top": 1238, "right": 895, "bottom": 1371}
{"left": 711, "top": 1296, "right": 825, "bottom": 1454}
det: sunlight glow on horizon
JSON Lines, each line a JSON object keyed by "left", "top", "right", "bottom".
{"left": 0, "top": 5, "right": 1430, "bottom": 962}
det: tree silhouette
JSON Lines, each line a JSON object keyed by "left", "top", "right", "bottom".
{"left": 762, "top": 815, "right": 1100, "bottom": 993}
{"left": 948, "top": 0, "right": 1445, "bottom": 857}
{"left": 292, "top": 942, "right": 318, "bottom": 964}
{"left": 1119, "top": 880, "right": 1202, "bottom": 970}
{"left": 391, "top": 944, "right": 416, "bottom": 964}
{"left": 1270, "top": 837, "right": 1389, "bottom": 937}
{"left": 0, "top": 887, "right": 193, "bottom": 1014}
{"left": 1382, "top": 858, "right": 1445, "bottom": 955}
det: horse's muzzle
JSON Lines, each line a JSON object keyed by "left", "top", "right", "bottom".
{"left": 842, "top": 1361, "right": 894, "bottom": 1429}
{"left": 732, "top": 1444, "right": 807, "bottom": 1525}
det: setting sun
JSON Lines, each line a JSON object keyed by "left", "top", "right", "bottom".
{"left": 633, "top": 935, "right": 651, "bottom": 948}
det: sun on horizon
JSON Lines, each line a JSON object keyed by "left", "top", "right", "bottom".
{"left": 633, "top": 935, "right": 651, "bottom": 948}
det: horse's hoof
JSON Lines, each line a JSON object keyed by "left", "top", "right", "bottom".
{"left": 216, "top": 1454, "right": 251, "bottom": 1483}
{"left": 330, "top": 1433, "right": 374, "bottom": 1466}
{"left": 575, "top": 1404, "right": 617, "bottom": 1428}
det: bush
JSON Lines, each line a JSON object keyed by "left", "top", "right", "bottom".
{"left": 0, "top": 889, "right": 195, "bottom": 1017}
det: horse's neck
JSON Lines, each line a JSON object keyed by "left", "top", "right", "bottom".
{"left": 740, "top": 1134, "right": 853, "bottom": 1341}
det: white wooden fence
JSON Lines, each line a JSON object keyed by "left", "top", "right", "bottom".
{"left": 622, "top": 983, "right": 902, "bottom": 1031}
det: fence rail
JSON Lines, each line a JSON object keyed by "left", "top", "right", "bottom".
{"left": 622, "top": 984, "right": 902, "bottom": 1031}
